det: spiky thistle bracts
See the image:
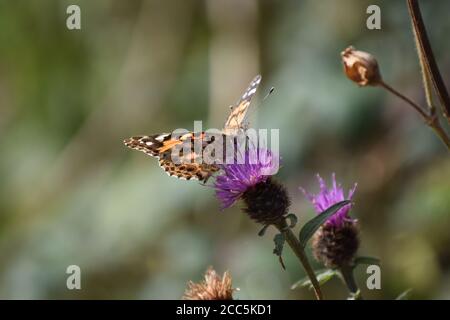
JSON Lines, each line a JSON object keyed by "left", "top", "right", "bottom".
{"left": 312, "top": 221, "right": 360, "bottom": 268}
{"left": 242, "top": 178, "right": 291, "bottom": 225}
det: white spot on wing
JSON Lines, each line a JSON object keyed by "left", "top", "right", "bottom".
{"left": 247, "top": 88, "right": 257, "bottom": 96}
{"left": 155, "top": 134, "right": 169, "bottom": 142}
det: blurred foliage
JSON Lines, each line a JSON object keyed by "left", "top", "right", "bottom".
{"left": 0, "top": 0, "right": 449, "bottom": 299}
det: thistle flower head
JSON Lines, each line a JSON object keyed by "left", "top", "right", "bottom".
{"left": 214, "top": 148, "right": 279, "bottom": 209}
{"left": 182, "top": 267, "right": 234, "bottom": 300}
{"left": 301, "top": 174, "right": 359, "bottom": 268}
{"left": 300, "top": 173, "right": 357, "bottom": 228}
{"left": 214, "top": 148, "right": 289, "bottom": 225}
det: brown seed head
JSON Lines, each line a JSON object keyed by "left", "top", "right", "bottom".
{"left": 183, "top": 267, "right": 234, "bottom": 300}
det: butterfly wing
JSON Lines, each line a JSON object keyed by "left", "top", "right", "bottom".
{"left": 158, "top": 157, "right": 219, "bottom": 182}
{"left": 123, "top": 133, "right": 219, "bottom": 182}
{"left": 123, "top": 134, "right": 173, "bottom": 157}
{"left": 223, "top": 74, "right": 261, "bottom": 134}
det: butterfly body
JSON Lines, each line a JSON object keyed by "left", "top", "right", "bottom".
{"left": 124, "top": 75, "right": 262, "bottom": 182}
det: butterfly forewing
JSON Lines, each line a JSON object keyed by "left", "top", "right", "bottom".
{"left": 123, "top": 134, "right": 172, "bottom": 157}
{"left": 223, "top": 74, "right": 261, "bottom": 134}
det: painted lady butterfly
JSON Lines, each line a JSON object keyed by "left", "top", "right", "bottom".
{"left": 123, "top": 75, "right": 262, "bottom": 182}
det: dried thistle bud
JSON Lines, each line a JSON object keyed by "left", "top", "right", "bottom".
{"left": 341, "top": 46, "right": 382, "bottom": 86}
{"left": 183, "top": 267, "right": 234, "bottom": 300}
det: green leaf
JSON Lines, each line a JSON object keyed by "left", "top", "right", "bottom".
{"left": 396, "top": 289, "right": 412, "bottom": 300}
{"left": 285, "top": 213, "right": 298, "bottom": 228}
{"left": 298, "top": 200, "right": 351, "bottom": 247}
{"left": 291, "top": 269, "right": 337, "bottom": 290}
{"left": 258, "top": 225, "right": 270, "bottom": 237}
{"left": 354, "top": 256, "right": 381, "bottom": 267}
{"left": 273, "top": 233, "right": 285, "bottom": 257}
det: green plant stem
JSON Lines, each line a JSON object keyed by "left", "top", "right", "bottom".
{"left": 378, "top": 81, "right": 450, "bottom": 150}
{"left": 407, "top": 0, "right": 450, "bottom": 122}
{"left": 276, "top": 221, "right": 323, "bottom": 300}
{"left": 340, "top": 265, "right": 363, "bottom": 300}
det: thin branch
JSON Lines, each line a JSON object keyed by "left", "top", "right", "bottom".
{"left": 407, "top": 0, "right": 450, "bottom": 122}
{"left": 378, "top": 81, "right": 450, "bottom": 150}
{"left": 379, "top": 81, "right": 428, "bottom": 119}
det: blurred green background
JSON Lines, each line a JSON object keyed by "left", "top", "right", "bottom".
{"left": 0, "top": 0, "right": 449, "bottom": 299}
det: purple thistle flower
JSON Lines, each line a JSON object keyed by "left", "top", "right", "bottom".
{"left": 302, "top": 174, "right": 360, "bottom": 268}
{"left": 214, "top": 148, "right": 278, "bottom": 209}
{"left": 214, "top": 148, "right": 289, "bottom": 225}
{"left": 300, "top": 173, "right": 357, "bottom": 227}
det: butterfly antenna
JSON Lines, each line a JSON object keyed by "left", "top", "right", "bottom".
{"left": 246, "top": 86, "right": 275, "bottom": 124}
{"left": 263, "top": 86, "right": 275, "bottom": 101}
